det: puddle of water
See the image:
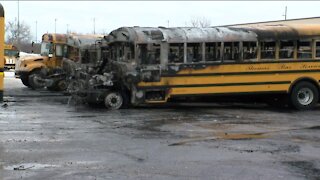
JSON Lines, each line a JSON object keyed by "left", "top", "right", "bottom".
{"left": 168, "top": 132, "right": 267, "bottom": 146}
{"left": 3, "top": 163, "right": 59, "bottom": 170}
{"left": 69, "top": 115, "right": 97, "bottom": 118}
{"left": 306, "top": 126, "right": 320, "bottom": 130}
{"left": 197, "top": 123, "right": 233, "bottom": 130}
{"left": 283, "top": 161, "right": 320, "bottom": 179}
{"left": 216, "top": 132, "right": 266, "bottom": 140}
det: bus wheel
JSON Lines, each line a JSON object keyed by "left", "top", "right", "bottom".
{"left": 28, "top": 70, "right": 46, "bottom": 89}
{"left": 56, "top": 80, "right": 67, "bottom": 91}
{"left": 48, "top": 80, "right": 67, "bottom": 91}
{"left": 290, "top": 82, "right": 319, "bottom": 110}
{"left": 20, "top": 76, "right": 30, "bottom": 87}
{"left": 104, "top": 91, "right": 124, "bottom": 110}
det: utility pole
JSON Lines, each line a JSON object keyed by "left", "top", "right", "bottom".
{"left": 283, "top": 6, "right": 287, "bottom": 20}
{"left": 167, "top": 20, "right": 169, "bottom": 28}
{"left": 35, "top": 20, "right": 37, "bottom": 42}
{"left": 93, "top": 18, "right": 95, "bottom": 34}
{"left": 17, "top": 0, "right": 20, "bottom": 48}
{"left": 66, "top": 24, "right": 69, "bottom": 34}
{"left": 55, "top": 18, "right": 57, "bottom": 33}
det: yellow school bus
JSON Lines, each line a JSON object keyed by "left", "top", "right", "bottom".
{"left": 15, "top": 33, "right": 102, "bottom": 90}
{"left": 4, "top": 44, "right": 19, "bottom": 70}
{"left": 0, "top": 3, "right": 4, "bottom": 102}
{"left": 79, "top": 25, "right": 320, "bottom": 110}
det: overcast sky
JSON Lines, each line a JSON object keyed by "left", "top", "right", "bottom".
{"left": 2, "top": 1, "right": 320, "bottom": 42}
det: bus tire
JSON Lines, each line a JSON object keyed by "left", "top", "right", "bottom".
{"left": 47, "top": 79, "right": 67, "bottom": 91}
{"left": 28, "top": 70, "right": 46, "bottom": 90}
{"left": 20, "top": 75, "right": 30, "bottom": 87}
{"left": 104, "top": 91, "right": 124, "bottom": 110}
{"left": 290, "top": 81, "right": 319, "bottom": 110}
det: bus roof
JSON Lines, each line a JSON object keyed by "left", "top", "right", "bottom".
{"left": 234, "top": 24, "right": 320, "bottom": 41}
{"left": 107, "top": 24, "right": 320, "bottom": 43}
{"left": 42, "top": 33, "right": 103, "bottom": 47}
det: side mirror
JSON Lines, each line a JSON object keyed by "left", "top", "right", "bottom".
{"left": 48, "top": 54, "right": 53, "bottom": 58}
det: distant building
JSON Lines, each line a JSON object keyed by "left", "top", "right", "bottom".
{"left": 219, "top": 16, "right": 320, "bottom": 27}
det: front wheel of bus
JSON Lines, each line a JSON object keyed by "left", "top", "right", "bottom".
{"left": 290, "top": 82, "right": 319, "bottom": 110}
{"left": 104, "top": 92, "right": 124, "bottom": 110}
{"left": 28, "top": 70, "right": 46, "bottom": 90}
{"left": 20, "top": 76, "right": 30, "bottom": 87}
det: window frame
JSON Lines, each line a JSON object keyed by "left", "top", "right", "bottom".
{"left": 260, "top": 41, "right": 277, "bottom": 61}
{"left": 297, "top": 40, "right": 313, "bottom": 60}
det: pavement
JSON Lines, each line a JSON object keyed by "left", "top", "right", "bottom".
{"left": 1, "top": 71, "right": 320, "bottom": 180}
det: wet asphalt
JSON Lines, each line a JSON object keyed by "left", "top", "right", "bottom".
{"left": 1, "top": 72, "right": 320, "bottom": 180}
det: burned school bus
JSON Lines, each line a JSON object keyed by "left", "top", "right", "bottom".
{"left": 15, "top": 33, "right": 103, "bottom": 90}
{"left": 75, "top": 25, "right": 320, "bottom": 110}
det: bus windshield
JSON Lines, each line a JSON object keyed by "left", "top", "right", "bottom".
{"left": 40, "top": 42, "right": 53, "bottom": 56}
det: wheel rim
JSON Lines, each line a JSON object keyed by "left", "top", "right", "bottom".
{"left": 104, "top": 92, "right": 123, "bottom": 110}
{"left": 297, "top": 88, "right": 314, "bottom": 106}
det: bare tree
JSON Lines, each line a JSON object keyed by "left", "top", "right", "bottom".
{"left": 5, "top": 19, "right": 32, "bottom": 45}
{"left": 189, "top": 16, "right": 211, "bottom": 28}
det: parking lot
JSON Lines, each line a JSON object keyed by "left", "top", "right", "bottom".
{"left": 1, "top": 72, "right": 320, "bottom": 180}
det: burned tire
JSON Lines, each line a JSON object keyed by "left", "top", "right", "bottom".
{"left": 56, "top": 80, "right": 67, "bottom": 91}
{"left": 104, "top": 91, "right": 125, "bottom": 110}
{"left": 28, "top": 70, "right": 46, "bottom": 90}
{"left": 47, "top": 79, "right": 67, "bottom": 91}
{"left": 290, "top": 81, "right": 319, "bottom": 110}
{"left": 20, "top": 75, "right": 30, "bottom": 87}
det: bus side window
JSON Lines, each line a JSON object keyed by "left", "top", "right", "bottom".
{"left": 168, "top": 43, "right": 184, "bottom": 63}
{"left": 232, "top": 42, "right": 240, "bottom": 61}
{"left": 139, "top": 43, "right": 160, "bottom": 65}
{"left": 118, "top": 45, "right": 125, "bottom": 61}
{"left": 243, "top": 41, "right": 257, "bottom": 61}
{"left": 205, "top": 43, "right": 217, "bottom": 62}
{"left": 149, "top": 43, "right": 160, "bottom": 64}
{"left": 297, "top": 41, "right": 312, "bottom": 59}
{"left": 316, "top": 41, "right": 320, "bottom": 58}
{"left": 138, "top": 44, "right": 148, "bottom": 64}
{"left": 129, "top": 44, "right": 135, "bottom": 60}
{"left": 222, "top": 42, "right": 241, "bottom": 62}
{"left": 279, "top": 40, "right": 294, "bottom": 59}
{"left": 261, "top": 41, "right": 276, "bottom": 60}
{"left": 187, "top": 43, "right": 201, "bottom": 63}
{"left": 223, "top": 42, "right": 232, "bottom": 62}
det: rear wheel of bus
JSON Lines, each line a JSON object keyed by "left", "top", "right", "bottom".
{"left": 290, "top": 81, "right": 319, "bottom": 110}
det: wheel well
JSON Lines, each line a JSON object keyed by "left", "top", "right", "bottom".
{"left": 28, "top": 68, "right": 43, "bottom": 76}
{"left": 289, "top": 77, "right": 320, "bottom": 94}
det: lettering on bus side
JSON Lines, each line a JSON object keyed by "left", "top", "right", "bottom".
{"left": 300, "top": 64, "right": 320, "bottom": 69}
{"left": 247, "top": 65, "right": 270, "bottom": 71}
{"left": 279, "top": 64, "right": 291, "bottom": 70}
